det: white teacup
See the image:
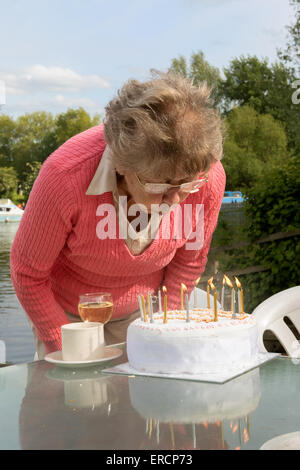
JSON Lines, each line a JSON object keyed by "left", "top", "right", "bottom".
{"left": 61, "top": 322, "right": 104, "bottom": 362}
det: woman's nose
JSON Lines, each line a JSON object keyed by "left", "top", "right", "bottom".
{"left": 162, "top": 188, "right": 182, "bottom": 205}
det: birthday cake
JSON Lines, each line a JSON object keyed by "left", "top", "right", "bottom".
{"left": 126, "top": 309, "right": 259, "bottom": 375}
{"left": 129, "top": 368, "right": 261, "bottom": 424}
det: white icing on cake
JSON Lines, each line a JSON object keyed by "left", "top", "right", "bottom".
{"left": 129, "top": 368, "right": 261, "bottom": 424}
{"left": 127, "top": 309, "right": 259, "bottom": 375}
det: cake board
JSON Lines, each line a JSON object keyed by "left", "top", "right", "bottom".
{"left": 102, "top": 352, "right": 279, "bottom": 384}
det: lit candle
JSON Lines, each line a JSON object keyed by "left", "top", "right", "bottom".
{"left": 181, "top": 283, "right": 187, "bottom": 310}
{"left": 185, "top": 293, "right": 190, "bottom": 322}
{"left": 194, "top": 277, "right": 201, "bottom": 308}
{"left": 138, "top": 295, "right": 143, "bottom": 320}
{"left": 235, "top": 277, "right": 244, "bottom": 314}
{"left": 207, "top": 276, "right": 213, "bottom": 309}
{"left": 221, "top": 276, "right": 225, "bottom": 309}
{"left": 158, "top": 288, "right": 162, "bottom": 313}
{"left": 162, "top": 286, "right": 167, "bottom": 324}
{"left": 140, "top": 294, "right": 147, "bottom": 322}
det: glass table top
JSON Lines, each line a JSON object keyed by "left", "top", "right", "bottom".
{"left": 0, "top": 346, "right": 299, "bottom": 450}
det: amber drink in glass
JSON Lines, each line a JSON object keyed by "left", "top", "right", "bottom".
{"left": 78, "top": 293, "right": 113, "bottom": 324}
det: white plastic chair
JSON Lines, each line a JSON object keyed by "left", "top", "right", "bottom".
{"left": 252, "top": 286, "right": 300, "bottom": 358}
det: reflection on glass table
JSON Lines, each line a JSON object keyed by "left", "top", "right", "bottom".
{"left": 129, "top": 368, "right": 260, "bottom": 450}
{"left": 0, "top": 354, "right": 300, "bottom": 450}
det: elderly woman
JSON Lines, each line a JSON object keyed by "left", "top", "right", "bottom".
{"left": 10, "top": 71, "right": 225, "bottom": 359}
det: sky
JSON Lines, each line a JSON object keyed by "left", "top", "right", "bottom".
{"left": 0, "top": 0, "right": 295, "bottom": 118}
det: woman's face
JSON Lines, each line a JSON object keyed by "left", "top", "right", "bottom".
{"left": 121, "top": 170, "right": 195, "bottom": 214}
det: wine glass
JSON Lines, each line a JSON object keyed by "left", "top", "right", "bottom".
{"left": 78, "top": 292, "right": 113, "bottom": 324}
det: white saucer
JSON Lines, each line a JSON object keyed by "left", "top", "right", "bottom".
{"left": 44, "top": 347, "right": 123, "bottom": 368}
{"left": 260, "top": 432, "right": 300, "bottom": 450}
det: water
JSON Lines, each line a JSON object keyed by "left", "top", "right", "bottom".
{"left": 0, "top": 223, "right": 35, "bottom": 364}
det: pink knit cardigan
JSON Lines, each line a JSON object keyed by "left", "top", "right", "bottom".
{"left": 10, "top": 125, "right": 226, "bottom": 353}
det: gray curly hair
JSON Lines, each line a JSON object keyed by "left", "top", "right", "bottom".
{"left": 104, "top": 70, "right": 224, "bottom": 180}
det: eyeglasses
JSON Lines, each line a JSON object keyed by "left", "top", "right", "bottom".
{"left": 135, "top": 173, "right": 208, "bottom": 195}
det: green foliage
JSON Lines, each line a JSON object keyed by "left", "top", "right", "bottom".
{"left": 0, "top": 108, "right": 102, "bottom": 183}
{"left": 222, "top": 105, "right": 288, "bottom": 189}
{"left": 11, "top": 111, "right": 56, "bottom": 177}
{"left": 169, "top": 50, "right": 223, "bottom": 106}
{"left": 0, "top": 167, "right": 18, "bottom": 197}
{"left": 205, "top": 157, "right": 300, "bottom": 312}
{"left": 221, "top": 55, "right": 299, "bottom": 153}
{"left": 22, "top": 161, "right": 42, "bottom": 202}
{"left": 278, "top": 0, "right": 300, "bottom": 74}
{"left": 54, "top": 107, "right": 100, "bottom": 147}
{"left": 244, "top": 157, "right": 300, "bottom": 239}
{"left": 0, "top": 115, "right": 16, "bottom": 167}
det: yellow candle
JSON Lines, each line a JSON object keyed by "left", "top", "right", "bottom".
{"left": 240, "top": 288, "right": 244, "bottom": 313}
{"left": 213, "top": 288, "right": 218, "bottom": 322}
{"left": 162, "top": 286, "right": 167, "bottom": 323}
{"left": 207, "top": 284, "right": 210, "bottom": 309}
{"left": 181, "top": 283, "right": 187, "bottom": 310}
{"left": 141, "top": 295, "right": 147, "bottom": 322}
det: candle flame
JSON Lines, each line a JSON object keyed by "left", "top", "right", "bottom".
{"left": 207, "top": 276, "right": 214, "bottom": 286}
{"left": 224, "top": 274, "right": 233, "bottom": 288}
{"left": 222, "top": 276, "right": 226, "bottom": 286}
{"left": 181, "top": 283, "right": 187, "bottom": 291}
{"left": 210, "top": 281, "right": 216, "bottom": 291}
{"left": 235, "top": 276, "right": 242, "bottom": 289}
{"left": 162, "top": 286, "right": 167, "bottom": 293}
{"left": 195, "top": 277, "right": 201, "bottom": 285}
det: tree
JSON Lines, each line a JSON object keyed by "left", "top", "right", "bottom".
{"left": 11, "top": 111, "right": 55, "bottom": 177}
{"left": 54, "top": 107, "right": 101, "bottom": 147}
{"left": 222, "top": 105, "right": 288, "bottom": 189}
{"left": 221, "top": 55, "right": 300, "bottom": 154}
{"left": 0, "top": 115, "right": 16, "bottom": 167}
{"left": 278, "top": 0, "right": 300, "bottom": 74}
{"left": 0, "top": 167, "right": 18, "bottom": 197}
{"left": 169, "top": 51, "right": 223, "bottom": 106}
{"left": 22, "top": 161, "right": 42, "bottom": 202}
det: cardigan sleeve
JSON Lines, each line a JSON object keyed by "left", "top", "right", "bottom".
{"left": 162, "top": 161, "right": 226, "bottom": 309}
{"left": 10, "top": 159, "right": 77, "bottom": 354}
